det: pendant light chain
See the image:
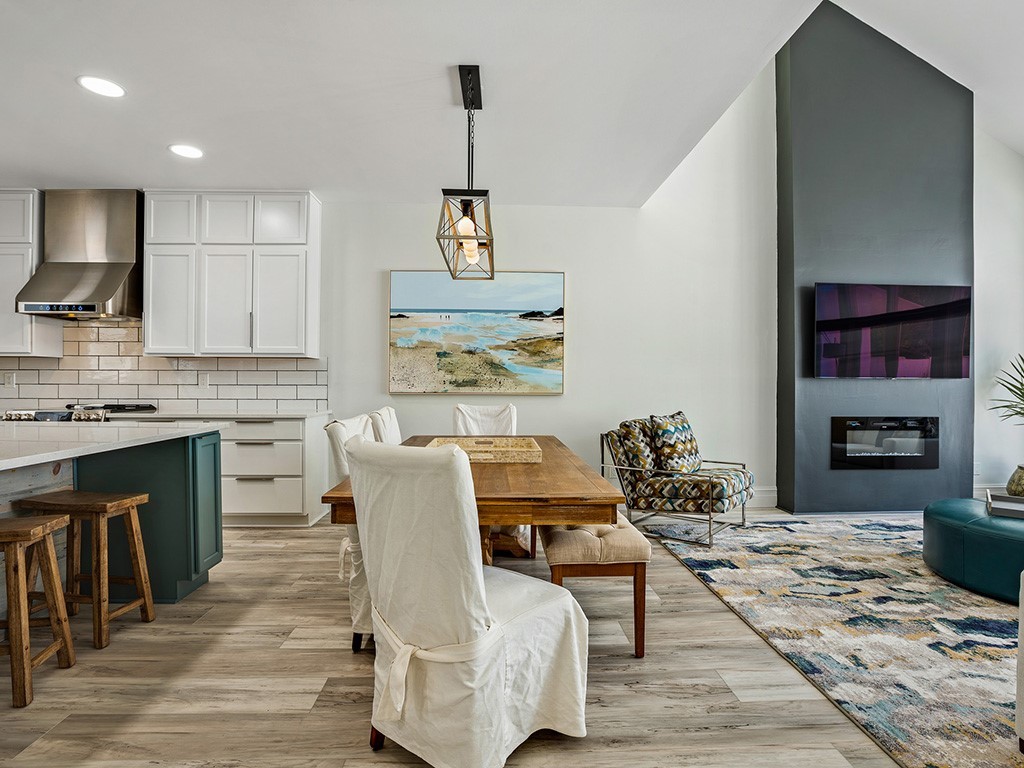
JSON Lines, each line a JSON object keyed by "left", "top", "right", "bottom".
{"left": 467, "top": 72, "right": 475, "bottom": 190}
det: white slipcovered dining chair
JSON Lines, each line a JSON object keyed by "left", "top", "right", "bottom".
{"left": 453, "top": 402, "right": 532, "bottom": 556}
{"left": 324, "top": 414, "right": 376, "bottom": 652}
{"left": 453, "top": 402, "right": 518, "bottom": 436}
{"left": 369, "top": 406, "right": 402, "bottom": 444}
{"left": 345, "top": 436, "right": 588, "bottom": 767}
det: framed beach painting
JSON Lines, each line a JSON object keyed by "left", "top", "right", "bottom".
{"left": 388, "top": 271, "right": 564, "bottom": 395}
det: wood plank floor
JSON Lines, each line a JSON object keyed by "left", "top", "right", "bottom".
{"left": 0, "top": 514, "right": 897, "bottom": 768}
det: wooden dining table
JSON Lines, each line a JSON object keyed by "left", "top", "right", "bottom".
{"left": 321, "top": 435, "right": 625, "bottom": 563}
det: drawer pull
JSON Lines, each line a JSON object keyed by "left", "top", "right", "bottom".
{"left": 235, "top": 476, "right": 277, "bottom": 482}
{"left": 235, "top": 419, "right": 275, "bottom": 423}
{"left": 234, "top": 440, "right": 275, "bottom": 445}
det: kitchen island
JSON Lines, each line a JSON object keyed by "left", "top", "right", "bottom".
{"left": 1, "top": 421, "right": 225, "bottom": 612}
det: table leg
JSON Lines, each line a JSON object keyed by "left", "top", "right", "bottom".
{"left": 479, "top": 526, "right": 493, "bottom": 566}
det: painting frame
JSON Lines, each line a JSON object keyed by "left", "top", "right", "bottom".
{"left": 389, "top": 270, "right": 569, "bottom": 397}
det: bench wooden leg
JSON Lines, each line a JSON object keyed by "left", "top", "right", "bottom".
{"left": 633, "top": 563, "right": 646, "bottom": 658}
{"left": 529, "top": 525, "right": 537, "bottom": 558}
{"left": 4, "top": 542, "right": 32, "bottom": 707}
{"left": 123, "top": 506, "right": 156, "bottom": 622}
{"left": 550, "top": 564, "right": 563, "bottom": 586}
{"left": 65, "top": 519, "right": 81, "bottom": 616}
{"left": 91, "top": 515, "right": 111, "bottom": 649}
{"left": 38, "top": 534, "right": 75, "bottom": 669}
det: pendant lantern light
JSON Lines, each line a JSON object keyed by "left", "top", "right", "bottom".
{"left": 436, "top": 65, "right": 494, "bottom": 280}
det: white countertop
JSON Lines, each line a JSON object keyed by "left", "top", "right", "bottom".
{"left": 0, "top": 421, "right": 228, "bottom": 472}
{"left": 106, "top": 411, "right": 331, "bottom": 421}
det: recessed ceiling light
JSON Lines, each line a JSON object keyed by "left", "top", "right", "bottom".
{"left": 169, "top": 144, "right": 204, "bottom": 159}
{"left": 76, "top": 75, "right": 125, "bottom": 98}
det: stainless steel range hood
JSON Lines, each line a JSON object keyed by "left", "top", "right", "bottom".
{"left": 15, "top": 189, "right": 143, "bottom": 320}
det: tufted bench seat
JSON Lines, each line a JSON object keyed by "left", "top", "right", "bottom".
{"left": 539, "top": 512, "right": 652, "bottom": 657}
{"left": 923, "top": 498, "right": 1024, "bottom": 604}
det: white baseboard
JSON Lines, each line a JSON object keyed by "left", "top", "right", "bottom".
{"left": 749, "top": 485, "right": 778, "bottom": 509}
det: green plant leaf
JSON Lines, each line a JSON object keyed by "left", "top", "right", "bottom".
{"left": 989, "top": 354, "right": 1024, "bottom": 424}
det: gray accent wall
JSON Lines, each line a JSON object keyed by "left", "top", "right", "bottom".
{"left": 776, "top": 2, "right": 974, "bottom": 512}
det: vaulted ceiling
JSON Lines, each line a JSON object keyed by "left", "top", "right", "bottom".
{"left": 1, "top": 1, "right": 1021, "bottom": 207}
{"left": 0, "top": 0, "right": 815, "bottom": 206}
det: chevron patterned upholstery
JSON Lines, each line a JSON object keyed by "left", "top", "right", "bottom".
{"left": 636, "top": 467, "right": 753, "bottom": 500}
{"left": 618, "top": 418, "right": 657, "bottom": 469}
{"left": 632, "top": 488, "right": 755, "bottom": 516}
{"left": 650, "top": 411, "right": 702, "bottom": 472}
{"left": 603, "top": 413, "right": 754, "bottom": 528}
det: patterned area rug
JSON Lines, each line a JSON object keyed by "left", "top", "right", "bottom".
{"left": 647, "top": 519, "right": 1022, "bottom": 768}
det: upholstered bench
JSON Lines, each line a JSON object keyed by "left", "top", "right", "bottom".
{"left": 923, "top": 498, "right": 1024, "bottom": 604}
{"left": 539, "top": 512, "right": 652, "bottom": 657}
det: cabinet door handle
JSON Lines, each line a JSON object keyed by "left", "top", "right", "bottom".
{"left": 234, "top": 440, "right": 274, "bottom": 445}
{"left": 249, "top": 311, "right": 254, "bottom": 349}
{"left": 235, "top": 476, "right": 276, "bottom": 482}
{"left": 235, "top": 419, "right": 274, "bottom": 424}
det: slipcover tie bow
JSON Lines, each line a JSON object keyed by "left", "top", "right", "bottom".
{"left": 371, "top": 605, "right": 505, "bottom": 722}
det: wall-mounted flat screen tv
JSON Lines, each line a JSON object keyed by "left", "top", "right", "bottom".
{"left": 814, "top": 283, "right": 971, "bottom": 379}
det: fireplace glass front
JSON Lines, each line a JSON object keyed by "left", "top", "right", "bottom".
{"left": 830, "top": 417, "right": 939, "bottom": 470}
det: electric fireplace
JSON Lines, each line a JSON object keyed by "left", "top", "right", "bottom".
{"left": 830, "top": 417, "right": 939, "bottom": 470}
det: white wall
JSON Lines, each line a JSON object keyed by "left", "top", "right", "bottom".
{"left": 974, "top": 128, "right": 1024, "bottom": 493}
{"left": 324, "top": 65, "right": 780, "bottom": 505}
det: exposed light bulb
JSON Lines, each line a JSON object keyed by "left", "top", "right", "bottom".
{"left": 465, "top": 249, "right": 481, "bottom": 266}
{"left": 455, "top": 215, "right": 477, "bottom": 237}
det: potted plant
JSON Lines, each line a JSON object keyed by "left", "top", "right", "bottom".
{"left": 989, "top": 353, "right": 1024, "bottom": 495}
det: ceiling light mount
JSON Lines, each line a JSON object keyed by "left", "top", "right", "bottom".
{"left": 436, "top": 65, "right": 494, "bottom": 280}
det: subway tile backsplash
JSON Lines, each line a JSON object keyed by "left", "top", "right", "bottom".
{"left": 0, "top": 321, "right": 328, "bottom": 414}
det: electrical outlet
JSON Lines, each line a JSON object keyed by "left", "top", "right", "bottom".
{"left": 199, "top": 372, "right": 210, "bottom": 388}
{"left": 2, "top": 372, "right": 15, "bottom": 388}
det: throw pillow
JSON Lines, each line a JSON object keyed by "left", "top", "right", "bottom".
{"left": 617, "top": 418, "right": 656, "bottom": 470}
{"left": 650, "top": 411, "right": 702, "bottom": 472}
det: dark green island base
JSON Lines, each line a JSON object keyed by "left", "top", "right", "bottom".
{"left": 75, "top": 431, "right": 223, "bottom": 603}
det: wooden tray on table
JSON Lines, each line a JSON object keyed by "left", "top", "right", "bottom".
{"left": 425, "top": 436, "right": 543, "bottom": 463}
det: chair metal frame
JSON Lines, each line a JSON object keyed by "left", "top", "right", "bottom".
{"left": 600, "top": 432, "right": 747, "bottom": 548}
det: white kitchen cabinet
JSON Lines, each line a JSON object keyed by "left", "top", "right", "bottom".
{"left": 146, "top": 194, "right": 197, "bottom": 244}
{"left": 198, "top": 246, "right": 254, "bottom": 354}
{"left": 255, "top": 194, "right": 306, "bottom": 244}
{"left": 108, "top": 412, "right": 331, "bottom": 527}
{"left": 201, "top": 194, "right": 255, "bottom": 244}
{"left": 144, "top": 246, "right": 196, "bottom": 355}
{"left": 253, "top": 247, "right": 306, "bottom": 354}
{"left": 143, "top": 190, "right": 321, "bottom": 357}
{"left": 0, "top": 192, "right": 34, "bottom": 242}
{"left": 0, "top": 190, "right": 63, "bottom": 357}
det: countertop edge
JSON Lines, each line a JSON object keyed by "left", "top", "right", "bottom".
{"left": 0, "top": 422, "right": 230, "bottom": 472}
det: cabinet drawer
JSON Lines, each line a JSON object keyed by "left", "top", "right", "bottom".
{"left": 220, "top": 419, "right": 303, "bottom": 441}
{"left": 222, "top": 476, "right": 303, "bottom": 514}
{"left": 222, "top": 441, "right": 302, "bottom": 476}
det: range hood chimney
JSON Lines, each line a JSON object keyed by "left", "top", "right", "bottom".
{"left": 15, "top": 189, "right": 143, "bottom": 321}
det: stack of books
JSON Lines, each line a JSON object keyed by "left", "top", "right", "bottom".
{"left": 986, "top": 490, "right": 1024, "bottom": 519}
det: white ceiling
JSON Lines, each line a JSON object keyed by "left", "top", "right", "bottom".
{"left": 5, "top": 1, "right": 1020, "bottom": 208}
{"left": 0, "top": 0, "right": 816, "bottom": 206}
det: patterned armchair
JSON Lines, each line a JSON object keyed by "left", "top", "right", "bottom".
{"left": 601, "top": 411, "right": 753, "bottom": 547}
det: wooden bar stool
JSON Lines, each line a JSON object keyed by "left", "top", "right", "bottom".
{"left": 15, "top": 491, "right": 155, "bottom": 650}
{"left": 538, "top": 512, "right": 653, "bottom": 657}
{"left": 0, "top": 515, "right": 76, "bottom": 707}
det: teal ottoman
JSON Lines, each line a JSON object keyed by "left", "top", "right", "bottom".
{"left": 923, "top": 498, "right": 1024, "bottom": 604}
